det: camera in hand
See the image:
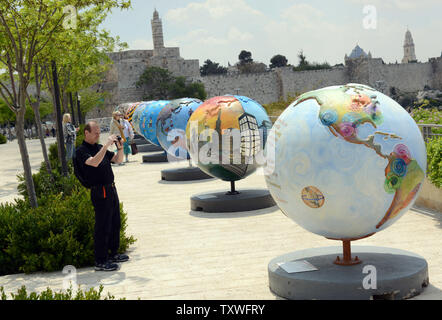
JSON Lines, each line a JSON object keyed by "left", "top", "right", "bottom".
{"left": 115, "top": 135, "right": 122, "bottom": 148}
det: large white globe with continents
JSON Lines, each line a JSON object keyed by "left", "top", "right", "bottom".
{"left": 265, "top": 83, "right": 426, "bottom": 240}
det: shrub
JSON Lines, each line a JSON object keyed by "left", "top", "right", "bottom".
{"left": 426, "top": 137, "right": 442, "bottom": 188}
{"left": 262, "top": 94, "right": 299, "bottom": 117}
{"left": 410, "top": 107, "right": 442, "bottom": 134}
{"left": 0, "top": 285, "right": 121, "bottom": 300}
{"left": 1, "top": 143, "right": 136, "bottom": 275}
{"left": 0, "top": 133, "right": 6, "bottom": 144}
{"left": 75, "top": 124, "right": 85, "bottom": 148}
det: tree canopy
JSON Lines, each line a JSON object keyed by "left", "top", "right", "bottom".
{"left": 0, "top": 0, "right": 131, "bottom": 207}
{"left": 238, "top": 50, "right": 253, "bottom": 65}
{"left": 137, "top": 66, "right": 207, "bottom": 101}
{"left": 293, "top": 50, "right": 331, "bottom": 71}
{"left": 200, "top": 59, "right": 228, "bottom": 76}
{"left": 270, "top": 54, "right": 288, "bottom": 68}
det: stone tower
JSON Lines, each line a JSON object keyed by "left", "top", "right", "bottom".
{"left": 402, "top": 29, "right": 417, "bottom": 63}
{"left": 151, "top": 9, "right": 164, "bottom": 50}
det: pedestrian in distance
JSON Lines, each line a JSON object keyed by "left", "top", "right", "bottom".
{"left": 110, "top": 111, "right": 127, "bottom": 165}
{"left": 63, "top": 113, "right": 77, "bottom": 161}
{"left": 121, "top": 113, "right": 134, "bottom": 163}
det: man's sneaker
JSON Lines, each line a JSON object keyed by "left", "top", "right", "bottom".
{"left": 95, "top": 261, "right": 119, "bottom": 271}
{"left": 109, "top": 254, "right": 129, "bottom": 263}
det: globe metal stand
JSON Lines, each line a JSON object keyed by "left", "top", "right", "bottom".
{"left": 333, "top": 240, "right": 361, "bottom": 266}
{"left": 226, "top": 181, "right": 239, "bottom": 195}
{"left": 190, "top": 181, "right": 276, "bottom": 213}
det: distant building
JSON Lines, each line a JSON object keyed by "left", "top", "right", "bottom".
{"left": 96, "top": 10, "right": 200, "bottom": 112}
{"left": 345, "top": 44, "right": 372, "bottom": 62}
{"left": 402, "top": 29, "right": 417, "bottom": 63}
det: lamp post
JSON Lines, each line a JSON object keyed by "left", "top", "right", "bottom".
{"left": 77, "top": 93, "right": 83, "bottom": 125}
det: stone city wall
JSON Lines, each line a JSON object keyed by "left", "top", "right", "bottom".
{"left": 197, "top": 71, "right": 279, "bottom": 105}
{"left": 87, "top": 55, "right": 442, "bottom": 119}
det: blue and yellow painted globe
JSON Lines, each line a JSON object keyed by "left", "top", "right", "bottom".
{"left": 156, "top": 98, "right": 203, "bottom": 159}
{"left": 132, "top": 100, "right": 170, "bottom": 146}
{"left": 186, "top": 95, "right": 272, "bottom": 181}
{"left": 265, "top": 83, "right": 426, "bottom": 240}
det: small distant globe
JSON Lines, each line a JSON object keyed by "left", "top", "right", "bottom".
{"left": 132, "top": 101, "right": 154, "bottom": 135}
{"left": 265, "top": 83, "right": 426, "bottom": 240}
{"left": 125, "top": 102, "right": 143, "bottom": 124}
{"left": 186, "top": 95, "right": 272, "bottom": 181}
{"left": 156, "top": 98, "right": 203, "bottom": 159}
{"left": 132, "top": 100, "right": 170, "bottom": 145}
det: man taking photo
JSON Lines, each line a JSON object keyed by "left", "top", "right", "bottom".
{"left": 73, "top": 121, "right": 130, "bottom": 271}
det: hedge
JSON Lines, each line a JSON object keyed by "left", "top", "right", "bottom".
{"left": 426, "top": 137, "right": 442, "bottom": 188}
{"left": 0, "top": 143, "right": 136, "bottom": 275}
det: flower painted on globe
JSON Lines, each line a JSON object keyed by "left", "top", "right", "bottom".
{"left": 394, "top": 143, "right": 411, "bottom": 164}
{"left": 319, "top": 109, "right": 338, "bottom": 126}
{"left": 338, "top": 122, "right": 356, "bottom": 138}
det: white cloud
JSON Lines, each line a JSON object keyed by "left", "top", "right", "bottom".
{"left": 227, "top": 27, "right": 253, "bottom": 42}
{"left": 345, "top": 0, "right": 441, "bottom": 10}
{"left": 166, "top": 0, "right": 263, "bottom": 23}
{"left": 133, "top": 0, "right": 441, "bottom": 67}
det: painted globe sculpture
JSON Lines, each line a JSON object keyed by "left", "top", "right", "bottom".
{"left": 186, "top": 95, "right": 273, "bottom": 181}
{"left": 132, "top": 101, "right": 153, "bottom": 136}
{"left": 125, "top": 101, "right": 143, "bottom": 124}
{"left": 132, "top": 100, "right": 170, "bottom": 145}
{"left": 265, "top": 83, "right": 426, "bottom": 240}
{"left": 156, "top": 98, "right": 203, "bottom": 159}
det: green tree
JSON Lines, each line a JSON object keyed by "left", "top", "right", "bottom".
{"left": 270, "top": 54, "right": 288, "bottom": 68}
{"left": 137, "top": 67, "right": 207, "bottom": 101}
{"left": 200, "top": 59, "right": 227, "bottom": 76}
{"left": 136, "top": 66, "right": 174, "bottom": 99}
{"left": 0, "top": 0, "right": 131, "bottom": 208}
{"left": 292, "top": 50, "right": 331, "bottom": 72}
{"left": 238, "top": 50, "right": 253, "bottom": 65}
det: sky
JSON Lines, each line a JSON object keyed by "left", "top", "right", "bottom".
{"left": 101, "top": 0, "right": 442, "bottom": 67}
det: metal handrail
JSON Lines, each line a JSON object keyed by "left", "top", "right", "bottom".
{"left": 417, "top": 123, "right": 442, "bottom": 142}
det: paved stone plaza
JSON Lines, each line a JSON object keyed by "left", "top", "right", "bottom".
{"left": 0, "top": 137, "right": 441, "bottom": 299}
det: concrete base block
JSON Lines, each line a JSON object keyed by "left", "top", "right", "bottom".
{"left": 268, "top": 246, "right": 429, "bottom": 300}
{"left": 142, "top": 152, "right": 168, "bottom": 163}
{"left": 161, "top": 167, "right": 213, "bottom": 181}
{"left": 138, "top": 144, "right": 163, "bottom": 152}
{"left": 191, "top": 189, "right": 276, "bottom": 213}
{"left": 133, "top": 138, "right": 150, "bottom": 145}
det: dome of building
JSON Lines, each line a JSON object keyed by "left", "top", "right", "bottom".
{"left": 348, "top": 45, "right": 369, "bottom": 59}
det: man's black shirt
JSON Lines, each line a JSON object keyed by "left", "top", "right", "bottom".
{"left": 75, "top": 141, "right": 115, "bottom": 187}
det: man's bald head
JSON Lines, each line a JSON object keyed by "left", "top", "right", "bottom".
{"left": 84, "top": 121, "right": 101, "bottom": 144}
{"left": 84, "top": 121, "right": 99, "bottom": 133}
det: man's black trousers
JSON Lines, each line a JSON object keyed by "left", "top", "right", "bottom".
{"left": 91, "top": 184, "right": 121, "bottom": 264}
